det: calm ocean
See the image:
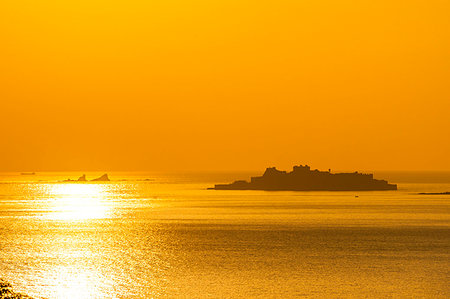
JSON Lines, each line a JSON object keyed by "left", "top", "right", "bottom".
{"left": 1, "top": 171, "right": 449, "bottom": 298}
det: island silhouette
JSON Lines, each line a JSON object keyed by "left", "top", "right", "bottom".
{"left": 63, "top": 174, "right": 110, "bottom": 182}
{"left": 418, "top": 192, "right": 450, "bottom": 195}
{"left": 211, "top": 165, "right": 397, "bottom": 191}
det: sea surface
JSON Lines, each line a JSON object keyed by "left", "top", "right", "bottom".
{"left": 0, "top": 171, "right": 449, "bottom": 298}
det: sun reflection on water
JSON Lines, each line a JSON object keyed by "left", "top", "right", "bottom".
{"left": 46, "top": 183, "right": 110, "bottom": 221}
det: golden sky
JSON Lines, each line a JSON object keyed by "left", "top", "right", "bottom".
{"left": 1, "top": 0, "right": 449, "bottom": 171}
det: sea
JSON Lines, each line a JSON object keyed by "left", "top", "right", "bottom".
{"left": 0, "top": 171, "right": 449, "bottom": 298}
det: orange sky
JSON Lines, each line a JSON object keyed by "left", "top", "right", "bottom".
{"left": 1, "top": 0, "right": 449, "bottom": 172}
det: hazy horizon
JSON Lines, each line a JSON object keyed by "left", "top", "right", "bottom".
{"left": 3, "top": 168, "right": 450, "bottom": 173}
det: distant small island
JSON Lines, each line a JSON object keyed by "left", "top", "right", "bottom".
{"left": 418, "top": 192, "right": 450, "bottom": 195}
{"left": 63, "top": 174, "right": 110, "bottom": 182}
{"left": 211, "top": 165, "right": 397, "bottom": 191}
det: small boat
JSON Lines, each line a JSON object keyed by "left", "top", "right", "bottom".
{"left": 20, "top": 172, "right": 36, "bottom": 175}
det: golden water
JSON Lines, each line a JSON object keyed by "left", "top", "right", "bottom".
{"left": 1, "top": 172, "right": 449, "bottom": 298}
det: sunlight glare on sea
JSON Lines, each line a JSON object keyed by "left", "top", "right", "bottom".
{"left": 44, "top": 183, "right": 110, "bottom": 221}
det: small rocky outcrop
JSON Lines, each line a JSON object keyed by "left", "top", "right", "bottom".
{"left": 91, "top": 174, "right": 110, "bottom": 181}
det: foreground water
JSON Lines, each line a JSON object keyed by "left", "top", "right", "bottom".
{"left": 0, "top": 172, "right": 449, "bottom": 298}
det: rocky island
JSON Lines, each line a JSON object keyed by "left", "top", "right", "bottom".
{"left": 91, "top": 174, "right": 110, "bottom": 181}
{"left": 63, "top": 173, "right": 110, "bottom": 182}
{"left": 212, "top": 165, "right": 397, "bottom": 191}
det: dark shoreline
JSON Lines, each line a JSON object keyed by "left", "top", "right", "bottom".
{"left": 418, "top": 191, "right": 450, "bottom": 195}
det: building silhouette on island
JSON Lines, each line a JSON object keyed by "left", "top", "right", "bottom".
{"left": 212, "top": 165, "right": 397, "bottom": 191}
